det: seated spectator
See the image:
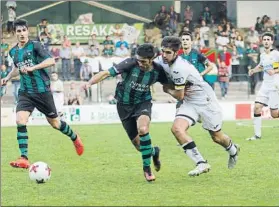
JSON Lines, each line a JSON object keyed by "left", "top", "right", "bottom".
{"left": 115, "top": 35, "right": 129, "bottom": 49}
{"left": 67, "top": 82, "right": 82, "bottom": 105}
{"left": 218, "top": 61, "right": 229, "bottom": 100}
{"left": 183, "top": 5, "right": 193, "bottom": 22}
{"left": 88, "top": 33, "right": 99, "bottom": 51}
{"left": 154, "top": 5, "right": 169, "bottom": 30}
{"left": 50, "top": 72, "right": 64, "bottom": 119}
{"left": 103, "top": 35, "right": 114, "bottom": 49}
{"left": 115, "top": 43, "right": 129, "bottom": 57}
{"left": 102, "top": 44, "right": 114, "bottom": 57}
{"left": 87, "top": 45, "right": 99, "bottom": 57}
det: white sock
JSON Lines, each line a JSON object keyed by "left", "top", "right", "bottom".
{"left": 226, "top": 141, "right": 237, "bottom": 156}
{"left": 182, "top": 141, "right": 206, "bottom": 164}
{"left": 253, "top": 115, "right": 262, "bottom": 137}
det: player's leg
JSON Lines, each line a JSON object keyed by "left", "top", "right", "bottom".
{"left": 10, "top": 92, "right": 34, "bottom": 168}
{"left": 35, "top": 92, "right": 84, "bottom": 156}
{"left": 173, "top": 103, "right": 210, "bottom": 176}
{"left": 247, "top": 85, "right": 268, "bottom": 140}
{"left": 269, "top": 90, "right": 279, "bottom": 119}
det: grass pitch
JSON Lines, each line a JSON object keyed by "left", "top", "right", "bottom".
{"left": 1, "top": 121, "right": 279, "bottom": 206}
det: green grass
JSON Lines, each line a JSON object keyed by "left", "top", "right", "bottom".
{"left": 1, "top": 121, "right": 279, "bottom": 206}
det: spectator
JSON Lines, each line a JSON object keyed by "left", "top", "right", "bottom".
{"left": 60, "top": 44, "right": 72, "bottom": 81}
{"left": 6, "top": 7, "right": 16, "bottom": 37}
{"left": 115, "top": 43, "right": 129, "bottom": 57}
{"left": 246, "top": 43, "right": 260, "bottom": 94}
{"left": 192, "top": 33, "right": 205, "bottom": 50}
{"left": 130, "top": 39, "right": 139, "bottom": 57}
{"left": 215, "top": 25, "right": 223, "bottom": 38}
{"left": 88, "top": 33, "right": 99, "bottom": 52}
{"left": 87, "top": 44, "right": 99, "bottom": 57}
{"left": 103, "top": 35, "right": 114, "bottom": 50}
{"left": 216, "top": 32, "right": 230, "bottom": 50}
{"left": 218, "top": 61, "right": 229, "bottom": 100}
{"left": 200, "top": 6, "right": 212, "bottom": 25}
{"left": 217, "top": 46, "right": 232, "bottom": 73}
{"left": 183, "top": 5, "right": 193, "bottom": 22}
{"left": 67, "top": 82, "right": 82, "bottom": 105}
{"left": 72, "top": 42, "right": 85, "bottom": 81}
{"left": 112, "top": 24, "right": 123, "bottom": 42}
{"left": 50, "top": 72, "right": 64, "bottom": 119}
{"left": 49, "top": 47, "right": 60, "bottom": 72}
{"left": 0, "top": 64, "right": 8, "bottom": 97}
{"left": 39, "top": 27, "right": 51, "bottom": 51}
{"left": 154, "top": 5, "right": 169, "bottom": 30}
{"left": 6, "top": 0, "right": 16, "bottom": 10}
{"left": 216, "top": 2, "right": 227, "bottom": 24}
{"left": 273, "top": 20, "right": 279, "bottom": 35}
{"left": 80, "top": 59, "right": 93, "bottom": 100}
{"left": 102, "top": 44, "right": 114, "bottom": 57}
{"left": 38, "top": 19, "right": 48, "bottom": 37}
{"left": 115, "top": 35, "right": 129, "bottom": 49}
{"left": 231, "top": 45, "right": 242, "bottom": 81}
{"left": 183, "top": 19, "right": 194, "bottom": 32}
{"left": 168, "top": 6, "right": 178, "bottom": 33}
{"left": 255, "top": 17, "right": 264, "bottom": 34}
{"left": 62, "top": 35, "right": 72, "bottom": 48}
{"left": 246, "top": 28, "right": 260, "bottom": 47}
{"left": 200, "top": 20, "right": 210, "bottom": 47}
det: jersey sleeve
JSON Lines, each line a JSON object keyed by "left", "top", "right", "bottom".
{"left": 108, "top": 58, "right": 137, "bottom": 77}
{"left": 172, "top": 67, "right": 188, "bottom": 90}
{"left": 197, "top": 53, "right": 209, "bottom": 66}
{"left": 33, "top": 41, "right": 51, "bottom": 60}
{"left": 274, "top": 51, "right": 279, "bottom": 69}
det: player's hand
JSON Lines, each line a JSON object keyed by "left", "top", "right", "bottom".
{"left": 267, "top": 70, "right": 276, "bottom": 76}
{"left": 1, "top": 77, "right": 9, "bottom": 86}
{"left": 248, "top": 69, "right": 254, "bottom": 76}
{"left": 21, "top": 66, "right": 35, "bottom": 74}
{"left": 82, "top": 82, "right": 91, "bottom": 90}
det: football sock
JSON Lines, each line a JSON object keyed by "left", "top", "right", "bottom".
{"left": 139, "top": 133, "right": 153, "bottom": 167}
{"left": 17, "top": 124, "right": 28, "bottom": 159}
{"left": 59, "top": 121, "right": 77, "bottom": 141}
{"left": 254, "top": 114, "right": 261, "bottom": 137}
{"left": 226, "top": 140, "right": 237, "bottom": 156}
{"left": 182, "top": 141, "right": 206, "bottom": 164}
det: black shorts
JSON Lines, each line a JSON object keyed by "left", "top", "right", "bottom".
{"left": 117, "top": 101, "right": 152, "bottom": 140}
{"left": 16, "top": 91, "right": 58, "bottom": 118}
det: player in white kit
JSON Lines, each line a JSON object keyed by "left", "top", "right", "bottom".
{"left": 155, "top": 36, "right": 240, "bottom": 176}
{"left": 247, "top": 33, "right": 279, "bottom": 140}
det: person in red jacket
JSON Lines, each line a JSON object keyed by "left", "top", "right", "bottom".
{"left": 218, "top": 61, "right": 230, "bottom": 99}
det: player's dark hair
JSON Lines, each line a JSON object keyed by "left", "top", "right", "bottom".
{"left": 180, "top": 32, "right": 193, "bottom": 40}
{"left": 13, "top": 19, "right": 28, "bottom": 31}
{"left": 161, "top": 36, "right": 181, "bottom": 52}
{"left": 262, "top": 32, "right": 274, "bottom": 40}
{"left": 136, "top": 43, "right": 156, "bottom": 59}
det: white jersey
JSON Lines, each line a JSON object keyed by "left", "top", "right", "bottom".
{"left": 154, "top": 56, "right": 216, "bottom": 104}
{"left": 259, "top": 49, "right": 279, "bottom": 86}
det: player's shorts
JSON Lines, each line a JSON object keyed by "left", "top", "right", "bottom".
{"left": 16, "top": 91, "right": 58, "bottom": 118}
{"left": 175, "top": 100, "right": 223, "bottom": 132}
{"left": 255, "top": 83, "right": 279, "bottom": 109}
{"left": 117, "top": 101, "right": 152, "bottom": 140}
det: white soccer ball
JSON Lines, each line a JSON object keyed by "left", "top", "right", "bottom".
{"left": 29, "top": 161, "right": 51, "bottom": 184}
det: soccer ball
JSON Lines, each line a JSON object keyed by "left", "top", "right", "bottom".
{"left": 29, "top": 161, "right": 51, "bottom": 184}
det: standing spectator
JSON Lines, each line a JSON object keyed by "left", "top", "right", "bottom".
{"left": 115, "top": 43, "right": 129, "bottom": 57}
{"left": 235, "top": 34, "right": 245, "bottom": 55}
{"left": 216, "top": 32, "right": 230, "bottom": 50}
{"left": 39, "top": 27, "right": 51, "bottom": 51}
{"left": 88, "top": 33, "right": 99, "bottom": 52}
{"left": 60, "top": 44, "right": 72, "bottom": 81}
{"left": 183, "top": 5, "right": 193, "bottom": 22}
{"left": 6, "top": 7, "right": 16, "bottom": 37}
{"left": 72, "top": 42, "right": 85, "bottom": 81}
{"left": 218, "top": 61, "right": 229, "bottom": 100}
{"left": 50, "top": 72, "right": 64, "bottom": 119}
{"left": 103, "top": 35, "right": 114, "bottom": 50}
{"left": 112, "top": 24, "right": 123, "bottom": 42}
{"left": 115, "top": 35, "right": 129, "bottom": 49}
{"left": 273, "top": 20, "right": 279, "bottom": 35}
{"left": 6, "top": 0, "right": 17, "bottom": 10}
{"left": 255, "top": 17, "right": 264, "bottom": 34}
{"left": 192, "top": 33, "right": 205, "bottom": 50}
{"left": 38, "top": 19, "right": 48, "bottom": 35}
{"left": 231, "top": 45, "right": 242, "bottom": 81}
{"left": 217, "top": 46, "right": 232, "bottom": 74}
{"left": 200, "top": 20, "right": 210, "bottom": 47}
{"left": 62, "top": 35, "right": 71, "bottom": 48}
{"left": 80, "top": 59, "right": 93, "bottom": 100}
{"left": 154, "top": 5, "right": 169, "bottom": 30}
{"left": 200, "top": 6, "right": 212, "bottom": 25}
{"left": 50, "top": 47, "right": 60, "bottom": 72}
{"left": 246, "top": 28, "right": 260, "bottom": 48}
{"left": 168, "top": 6, "right": 177, "bottom": 33}
{"left": 246, "top": 43, "right": 260, "bottom": 94}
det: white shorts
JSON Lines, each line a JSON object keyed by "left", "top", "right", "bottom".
{"left": 176, "top": 101, "right": 223, "bottom": 131}
{"left": 255, "top": 83, "right": 279, "bottom": 109}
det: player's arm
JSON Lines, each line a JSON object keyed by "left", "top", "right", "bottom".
{"left": 88, "top": 70, "right": 110, "bottom": 86}
{"left": 1, "top": 66, "right": 19, "bottom": 85}
{"left": 249, "top": 63, "right": 263, "bottom": 76}
{"left": 198, "top": 54, "right": 213, "bottom": 76}
{"left": 163, "top": 84, "right": 184, "bottom": 101}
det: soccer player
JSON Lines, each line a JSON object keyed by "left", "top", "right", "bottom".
{"left": 180, "top": 31, "right": 213, "bottom": 76}
{"left": 247, "top": 33, "right": 279, "bottom": 141}
{"left": 1, "top": 19, "right": 84, "bottom": 169}
{"left": 155, "top": 36, "right": 240, "bottom": 176}
{"left": 84, "top": 43, "right": 167, "bottom": 182}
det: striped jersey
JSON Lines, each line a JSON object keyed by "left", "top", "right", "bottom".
{"left": 9, "top": 40, "right": 52, "bottom": 93}
{"left": 180, "top": 49, "right": 209, "bottom": 73}
{"left": 108, "top": 58, "right": 168, "bottom": 105}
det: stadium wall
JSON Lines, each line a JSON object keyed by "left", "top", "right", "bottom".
{"left": 1, "top": 102, "right": 273, "bottom": 127}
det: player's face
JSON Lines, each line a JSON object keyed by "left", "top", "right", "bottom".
{"left": 15, "top": 26, "right": 29, "bottom": 44}
{"left": 161, "top": 48, "right": 177, "bottom": 64}
{"left": 262, "top": 36, "right": 273, "bottom": 49}
{"left": 181, "top": 35, "right": 192, "bottom": 49}
{"left": 136, "top": 56, "right": 153, "bottom": 71}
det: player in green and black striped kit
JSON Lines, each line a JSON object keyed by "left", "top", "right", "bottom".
{"left": 84, "top": 43, "right": 168, "bottom": 182}
{"left": 1, "top": 19, "right": 84, "bottom": 169}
